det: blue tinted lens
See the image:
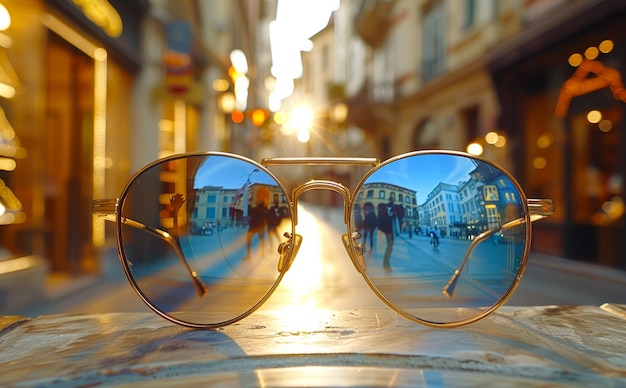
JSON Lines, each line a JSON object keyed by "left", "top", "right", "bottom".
{"left": 118, "top": 154, "right": 293, "bottom": 327}
{"left": 352, "top": 153, "right": 530, "bottom": 325}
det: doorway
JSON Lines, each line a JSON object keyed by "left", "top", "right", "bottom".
{"left": 44, "top": 31, "right": 95, "bottom": 273}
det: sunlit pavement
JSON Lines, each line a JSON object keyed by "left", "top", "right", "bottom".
{"left": 10, "top": 203, "right": 626, "bottom": 319}
{"left": 258, "top": 204, "right": 389, "bottom": 320}
{"left": 4, "top": 205, "right": 625, "bottom": 386}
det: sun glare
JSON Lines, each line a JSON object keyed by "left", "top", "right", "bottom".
{"left": 268, "top": 205, "right": 325, "bottom": 331}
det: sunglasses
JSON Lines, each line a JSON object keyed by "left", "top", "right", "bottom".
{"left": 92, "top": 150, "right": 553, "bottom": 329}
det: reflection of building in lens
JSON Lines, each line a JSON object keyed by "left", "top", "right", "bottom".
{"left": 355, "top": 183, "right": 418, "bottom": 232}
{"left": 419, "top": 182, "right": 462, "bottom": 238}
{"left": 418, "top": 163, "right": 523, "bottom": 239}
{"left": 190, "top": 183, "right": 288, "bottom": 231}
{"left": 458, "top": 178, "right": 482, "bottom": 239}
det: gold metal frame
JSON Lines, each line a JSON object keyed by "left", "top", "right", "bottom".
{"left": 93, "top": 150, "right": 554, "bottom": 329}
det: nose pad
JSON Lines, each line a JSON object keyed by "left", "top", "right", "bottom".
{"left": 277, "top": 232, "right": 302, "bottom": 272}
{"left": 342, "top": 232, "right": 366, "bottom": 273}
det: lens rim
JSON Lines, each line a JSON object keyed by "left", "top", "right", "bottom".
{"left": 348, "top": 150, "right": 532, "bottom": 327}
{"left": 116, "top": 151, "right": 296, "bottom": 329}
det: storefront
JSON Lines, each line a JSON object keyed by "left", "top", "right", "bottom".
{"left": 488, "top": 0, "right": 626, "bottom": 268}
{"left": 0, "top": 0, "right": 149, "bottom": 277}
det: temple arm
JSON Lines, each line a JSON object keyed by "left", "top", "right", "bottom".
{"left": 92, "top": 199, "right": 207, "bottom": 297}
{"left": 443, "top": 198, "right": 554, "bottom": 298}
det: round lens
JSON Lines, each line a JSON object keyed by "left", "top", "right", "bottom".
{"left": 118, "top": 153, "right": 293, "bottom": 327}
{"left": 351, "top": 152, "right": 530, "bottom": 326}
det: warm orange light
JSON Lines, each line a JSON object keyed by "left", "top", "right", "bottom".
{"left": 599, "top": 40, "right": 614, "bottom": 54}
{"left": 71, "top": 0, "right": 123, "bottom": 38}
{"left": 0, "top": 4, "right": 11, "bottom": 31}
{"left": 231, "top": 110, "right": 244, "bottom": 123}
{"left": 212, "top": 79, "right": 230, "bottom": 92}
{"left": 251, "top": 108, "right": 268, "bottom": 126}
{"left": 273, "top": 111, "right": 286, "bottom": 125}
{"left": 568, "top": 53, "right": 583, "bottom": 67}
{"left": 537, "top": 133, "right": 554, "bottom": 149}
{"left": 466, "top": 142, "right": 483, "bottom": 156}
{"left": 599, "top": 119, "right": 613, "bottom": 132}
{"left": 485, "top": 131, "right": 499, "bottom": 145}
{"left": 533, "top": 157, "right": 547, "bottom": 170}
{"left": 587, "top": 110, "right": 602, "bottom": 124}
{"left": 228, "top": 66, "right": 242, "bottom": 82}
{"left": 584, "top": 47, "right": 599, "bottom": 60}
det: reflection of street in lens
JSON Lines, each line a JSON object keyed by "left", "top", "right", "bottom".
{"left": 261, "top": 204, "right": 386, "bottom": 330}
{"left": 10, "top": 204, "right": 625, "bottom": 324}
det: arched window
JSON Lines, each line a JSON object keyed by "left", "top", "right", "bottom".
{"left": 413, "top": 118, "right": 439, "bottom": 149}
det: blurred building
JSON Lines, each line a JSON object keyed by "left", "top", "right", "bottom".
{"left": 488, "top": 0, "right": 626, "bottom": 268}
{"left": 0, "top": 0, "right": 265, "bottom": 307}
{"left": 1, "top": 0, "right": 624, "bottom": 312}
{"left": 0, "top": 0, "right": 150, "bottom": 290}
{"left": 317, "top": 0, "right": 624, "bottom": 268}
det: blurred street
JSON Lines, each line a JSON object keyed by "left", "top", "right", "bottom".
{"left": 9, "top": 203, "right": 626, "bottom": 320}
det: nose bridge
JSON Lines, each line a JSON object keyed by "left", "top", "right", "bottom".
{"left": 291, "top": 180, "right": 351, "bottom": 226}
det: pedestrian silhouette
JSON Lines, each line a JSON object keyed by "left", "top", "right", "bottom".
{"left": 362, "top": 202, "right": 377, "bottom": 252}
{"left": 377, "top": 201, "right": 394, "bottom": 271}
{"left": 245, "top": 187, "right": 269, "bottom": 259}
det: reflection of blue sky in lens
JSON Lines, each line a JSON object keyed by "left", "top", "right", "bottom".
{"left": 365, "top": 155, "right": 478, "bottom": 204}
{"left": 193, "top": 156, "right": 278, "bottom": 189}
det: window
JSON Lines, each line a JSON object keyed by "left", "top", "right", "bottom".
{"left": 483, "top": 185, "right": 499, "bottom": 201}
{"left": 206, "top": 207, "right": 216, "bottom": 219}
{"left": 485, "top": 204, "right": 501, "bottom": 229}
{"left": 367, "top": 190, "right": 374, "bottom": 199}
{"left": 379, "top": 190, "right": 386, "bottom": 199}
{"left": 207, "top": 195, "right": 217, "bottom": 203}
{"left": 504, "top": 192, "right": 517, "bottom": 202}
{"left": 422, "top": 1, "right": 445, "bottom": 81}
{"left": 463, "top": 0, "right": 475, "bottom": 29}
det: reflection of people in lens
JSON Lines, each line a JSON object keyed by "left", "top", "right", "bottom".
{"left": 353, "top": 203, "right": 364, "bottom": 237}
{"left": 430, "top": 226, "right": 441, "bottom": 248}
{"left": 362, "top": 202, "right": 377, "bottom": 252}
{"left": 387, "top": 192, "right": 402, "bottom": 237}
{"left": 377, "top": 201, "right": 394, "bottom": 271}
{"left": 267, "top": 193, "right": 282, "bottom": 247}
{"left": 246, "top": 188, "right": 269, "bottom": 259}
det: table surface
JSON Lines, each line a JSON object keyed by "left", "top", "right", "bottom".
{"left": 1, "top": 304, "right": 625, "bottom": 387}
